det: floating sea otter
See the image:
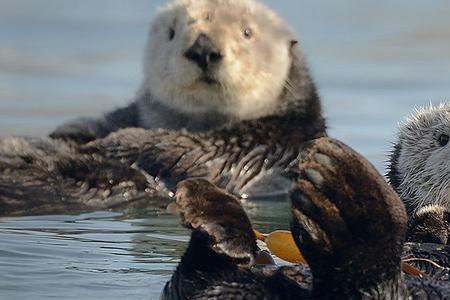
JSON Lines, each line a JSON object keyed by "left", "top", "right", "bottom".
{"left": 388, "top": 103, "right": 450, "bottom": 245}
{"left": 0, "top": 0, "right": 325, "bottom": 216}
{"left": 163, "top": 138, "right": 450, "bottom": 299}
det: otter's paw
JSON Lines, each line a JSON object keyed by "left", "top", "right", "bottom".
{"left": 176, "top": 179, "right": 257, "bottom": 265}
{"left": 290, "top": 138, "right": 407, "bottom": 288}
{"left": 50, "top": 119, "right": 102, "bottom": 144}
{"left": 407, "top": 205, "right": 450, "bottom": 245}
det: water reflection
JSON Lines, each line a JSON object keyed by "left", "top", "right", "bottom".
{"left": 0, "top": 200, "right": 293, "bottom": 299}
{"left": 0, "top": 212, "right": 176, "bottom": 299}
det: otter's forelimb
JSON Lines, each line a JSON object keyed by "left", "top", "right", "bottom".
{"left": 50, "top": 102, "right": 139, "bottom": 143}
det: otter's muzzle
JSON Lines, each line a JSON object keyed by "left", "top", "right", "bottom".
{"left": 184, "top": 34, "right": 223, "bottom": 71}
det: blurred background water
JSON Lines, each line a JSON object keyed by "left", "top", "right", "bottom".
{"left": 0, "top": 0, "right": 449, "bottom": 299}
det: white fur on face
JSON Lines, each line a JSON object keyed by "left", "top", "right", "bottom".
{"left": 397, "top": 103, "right": 450, "bottom": 211}
{"left": 140, "top": 0, "right": 295, "bottom": 119}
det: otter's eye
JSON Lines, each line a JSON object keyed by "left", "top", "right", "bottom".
{"left": 168, "top": 28, "right": 175, "bottom": 40}
{"left": 438, "top": 134, "right": 449, "bottom": 147}
{"left": 243, "top": 28, "right": 252, "bottom": 39}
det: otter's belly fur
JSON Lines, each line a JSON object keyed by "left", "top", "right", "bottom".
{"left": 0, "top": 136, "right": 169, "bottom": 216}
{"left": 0, "top": 107, "right": 325, "bottom": 216}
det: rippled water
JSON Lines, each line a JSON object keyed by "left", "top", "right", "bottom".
{"left": 0, "top": 203, "right": 290, "bottom": 300}
{"left": 0, "top": 212, "right": 184, "bottom": 299}
{"left": 1, "top": 0, "right": 450, "bottom": 299}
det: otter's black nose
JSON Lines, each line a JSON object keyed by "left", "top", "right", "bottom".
{"left": 184, "top": 34, "right": 222, "bottom": 71}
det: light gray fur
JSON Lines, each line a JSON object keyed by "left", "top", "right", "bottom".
{"left": 389, "top": 103, "right": 450, "bottom": 214}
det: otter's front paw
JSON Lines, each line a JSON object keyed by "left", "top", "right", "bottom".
{"left": 407, "top": 205, "right": 450, "bottom": 245}
{"left": 50, "top": 119, "right": 102, "bottom": 144}
{"left": 176, "top": 179, "right": 257, "bottom": 264}
{"left": 289, "top": 138, "right": 407, "bottom": 290}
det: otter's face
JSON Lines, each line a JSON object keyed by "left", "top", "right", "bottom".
{"left": 396, "top": 104, "right": 450, "bottom": 211}
{"left": 142, "top": 0, "right": 296, "bottom": 119}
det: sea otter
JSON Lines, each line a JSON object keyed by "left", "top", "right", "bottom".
{"left": 388, "top": 103, "right": 450, "bottom": 245}
{"left": 50, "top": 0, "right": 321, "bottom": 143}
{"left": 162, "top": 138, "right": 450, "bottom": 299}
{"left": 0, "top": 0, "right": 325, "bottom": 216}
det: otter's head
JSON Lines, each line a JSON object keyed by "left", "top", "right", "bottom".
{"left": 141, "top": 0, "right": 299, "bottom": 120}
{"left": 388, "top": 103, "right": 450, "bottom": 213}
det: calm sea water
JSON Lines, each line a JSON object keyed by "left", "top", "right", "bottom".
{"left": 1, "top": 1, "right": 450, "bottom": 299}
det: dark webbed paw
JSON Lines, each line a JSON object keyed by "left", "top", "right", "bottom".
{"left": 176, "top": 179, "right": 257, "bottom": 265}
{"left": 407, "top": 205, "right": 450, "bottom": 245}
{"left": 50, "top": 118, "right": 105, "bottom": 144}
{"left": 289, "top": 138, "right": 408, "bottom": 296}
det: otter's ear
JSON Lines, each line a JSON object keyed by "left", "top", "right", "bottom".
{"left": 290, "top": 40, "right": 299, "bottom": 49}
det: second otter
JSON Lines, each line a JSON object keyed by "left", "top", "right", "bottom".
{"left": 388, "top": 103, "right": 450, "bottom": 244}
